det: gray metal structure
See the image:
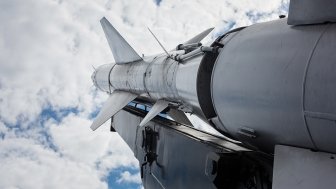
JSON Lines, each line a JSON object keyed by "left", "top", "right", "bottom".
{"left": 212, "top": 19, "right": 336, "bottom": 153}
{"left": 113, "top": 106, "right": 269, "bottom": 189}
{"left": 272, "top": 145, "right": 336, "bottom": 189}
{"left": 90, "top": 1, "right": 336, "bottom": 188}
{"left": 288, "top": 0, "right": 336, "bottom": 25}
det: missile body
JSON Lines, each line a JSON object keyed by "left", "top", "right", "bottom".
{"left": 93, "top": 53, "right": 206, "bottom": 116}
{"left": 92, "top": 17, "right": 336, "bottom": 154}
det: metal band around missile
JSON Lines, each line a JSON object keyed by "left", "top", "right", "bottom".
{"left": 108, "top": 63, "right": 117, "bottom": 94}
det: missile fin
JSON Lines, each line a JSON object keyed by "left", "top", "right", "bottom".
{"left": 167, "top": 109, "right": 192, "bottom": 126}
{"left": 90, "top": 91, "right": 137, "bottom": 131}
{"left": 139, "top": 100, "right": 169, "bottom": 127}
{"left": 184, "top": 28, "right": 214, "bottom": 44}
{"left": 100, "top": 17, "right": 142, "bottom": 64}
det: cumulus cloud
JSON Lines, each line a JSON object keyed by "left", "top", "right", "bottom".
{"left": 0, "top": 137, "right": 107, "bottom": 189}
{"left": 0, "top": 114, "right": 139, "bottom": 189}
{"left": 117, "top": 171, "right": 142, "bottom": 185}
{"left": 0, "top": 0, "right": 104, "bottom": 125}
{"left": 0, "top": 0, "right": 289, "bottom": 188}
{"left": 50, "top": 115, "right": 138, "bottom": 173}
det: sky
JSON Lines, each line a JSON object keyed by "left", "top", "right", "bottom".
{"left": 0, "top": 0, "right": 289, "bottom": 188}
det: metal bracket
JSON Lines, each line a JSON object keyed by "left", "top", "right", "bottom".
{"left": 141, "top": 127, "right": 159, "bottom": 178}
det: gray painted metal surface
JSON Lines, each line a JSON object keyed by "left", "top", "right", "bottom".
{"left": 273, "top": 145, "right": 336, "bottom": 189}
{"left": 288, "top": 0, "right": 336, "bottom": 25}
{"left": 212, "top": 18, "right": 336, "bottom": 153}
{"left": 112, "top": 106, "right": 270, "bottom": 189}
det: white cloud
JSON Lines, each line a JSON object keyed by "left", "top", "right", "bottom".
{"left": 0, "top": 137, "right": 107, "bottom": 189}
{"left": 117, "top": 171, "right": 142, "bottom": 185}
{"left": 0, "top": 0, "right": 289, "bottom": 188}
{"left": 0, "top": 114, "right": 140, "bottom": 189}
{"left": 49, "top": 114, "right": 139, "bottom": 174}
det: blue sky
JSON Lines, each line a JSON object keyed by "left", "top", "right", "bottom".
{"left": 0, "top": 0, "right": 288, "bottom": 188}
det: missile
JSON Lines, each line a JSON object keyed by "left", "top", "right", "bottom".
{"left": 92, "top": 13, "right": 336, "bottom": 155}
{"left": 90, "top": 2, "right": 336, "bottom": 188}
{"left": 91, "top": 17, "right": 216, "bottom": 131}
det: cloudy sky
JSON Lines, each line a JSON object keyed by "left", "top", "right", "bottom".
{"left": 0, "top": 0, "right": 289, "bottom": 188}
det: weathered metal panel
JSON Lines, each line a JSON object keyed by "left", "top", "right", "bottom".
{"left": 112, "top": 106, "right": 270, "bottom": 189}
{"left": 111, "top": 108, "right": 141, "bottom": 152}
{"left": 211, "top": 19, "right": 331, "bottom": 152}
{"left": 305, "top": 117, "right": 336, "bottom": 153}
{"left": 144, "top": 56, "right": 179, "bottom": 100}
{"left": 175, "top": 53, "right": 210, "bottom": 120}
{"left": 304, "top": 24, "right": 336, "bottom": 153}
{"left": 288, "top": 0, "right": 336, "bottom": 25}
{"left": 273, "top": 145, "right": 336, "bottom": 189}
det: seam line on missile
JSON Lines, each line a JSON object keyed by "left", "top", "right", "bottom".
{"left": 302, "top": 24, "right": 331, "bottom": 150}
{"left": 108, "top": 63, "right": 116, "bottom": 93}
{"left": 304, "top": 111, "right": 336, "bottom": 121}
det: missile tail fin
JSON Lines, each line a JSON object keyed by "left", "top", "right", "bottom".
{"left": 167, "top": 109, "right": 192, "bottom": 126}
{"left": 139, "top": 100, "right": 169, "bottom": 127}
{"left": 90, "top": 91, "right": 137, "bottom": 131}
{"left": 184, "top": 27, "right": 214, "bottom": 44}
{"left": 100, "top": 17, "right": 142, "bottom": 64}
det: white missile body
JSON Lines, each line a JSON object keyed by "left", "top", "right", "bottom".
{"left": 91, "top": 18, "right": 215, "bottom": 130}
